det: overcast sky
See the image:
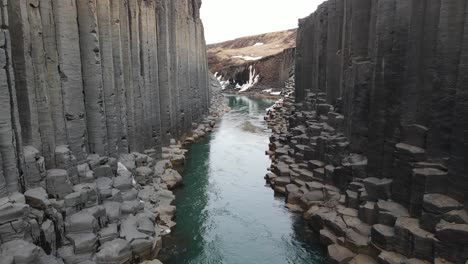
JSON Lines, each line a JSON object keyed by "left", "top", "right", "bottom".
{"left": 200, "top": 0, "right": 322, "bottom": 44}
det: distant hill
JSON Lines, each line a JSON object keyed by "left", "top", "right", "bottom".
{"left": 207, "top": 29, "right": 297, "bottom": 75}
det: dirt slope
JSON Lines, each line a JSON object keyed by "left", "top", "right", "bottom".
{"left": 207, "top": 29, "right": 297, "bottom": 74}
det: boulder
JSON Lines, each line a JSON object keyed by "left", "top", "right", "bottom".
{"left": 434, "top": 221, "right": 468, "bottom": 263}
{"left": 394, "top": 217, "right": 435, "bottom": 260}
{"left": 327, "top": 244, "right": 355, "bottom": 264}
{"left": 65, "top": 212, "right": 98, "bottom": 234}
{"left": 96, "top": 239, "right": 132, "bottom": 264}
{"left": 376, "top": 200, "right": 409, "bottom": 226}
{"left": 349, "top": 254, "right": 378, "bottom": 264}
{"left": 135, "top": 166, "right": 154, "bottom": 185}
{"left": 320, "top": 228, "right": 337, "bottom": 245}
{"left": 161, "top": 169, "right": 183, "bottom": 189}
{"left": 421, "top": 194, "right": 462, "bottom": 231}
{"left": 94, "top": 165, "right": 114, "bottom": 178}
{"left": 0, "top": 239, "right": 45, "bottom": 264}
{"left": 410, "top": 168, "right": 447, "bottom": 216}
{"left": 113, "top": 174, "right": 133, "bottom": 191}
{"left": 66, "top": 233, "right": 98, "bottom": 254}
{"left": 0, "top": 202, "right": 30, "bottom": 225}
{"left": 363, "top": 177, "right": 392, "bottom": 201}
{"left": 24, "top": 187, "right": 50, "bottom": 209}
{"left": 46, "top": 169, "right": 73, "bottom": 199}
{"left": 371, "top": 224, "right": 395, "bottom": 250}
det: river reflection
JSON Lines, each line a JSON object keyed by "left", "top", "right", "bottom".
{"left": 160, "top": 95, "right": 326, "bottom": 264}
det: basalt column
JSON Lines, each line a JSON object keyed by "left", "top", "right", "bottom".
{"left": 0, "top": 0, "right": 212, "bottom": 196}
{"left": 294, "top": 0, "right": 468, "bottom": 217}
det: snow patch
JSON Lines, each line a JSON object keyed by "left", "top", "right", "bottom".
{"left": 238, "top": 65, "right": 260, "bottom": 92}
{"left": 232, "top": 55, "right": 263, "bottom": 61}
{"left": 253, "top": 42, "right": 264, "bottom": 46}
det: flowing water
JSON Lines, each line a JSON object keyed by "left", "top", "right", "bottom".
{"left": 160, "top": 95, "right": 326, "bottom": 264}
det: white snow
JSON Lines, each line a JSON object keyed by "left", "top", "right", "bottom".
{"left": 238, "top": 65, "right": 260, "bottom": 92}
{"left": 253, "top": 42, "right": 264, "bottom": 46}
{"left": 232, "top": 55, "right": 263, "bottom": 61}
{"left": 270, "top": 92, "right": 281, "bottom": 96}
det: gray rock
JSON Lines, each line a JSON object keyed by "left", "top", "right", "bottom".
{"left": 421, "top": 194, "right": 462, "bottom": 232}
{"left": 363, "top": 177, "right": 392, "bottom": 201}
{"left": 24, "top": 187, "right": 49, "bottom": 209}
{"left": 96, "top": 239, "right": 132, "bottom": 264}
{"left": 65, "top": 212, "right": 98, "bottom": 234}
{"left": 161, "top": 169, "right": 183, "bottom": 189}
{"left": 376, "top": 200, "right": 409, "bottom": 226}
{"left": 394, "top": 217, "right": 435, "bottom": 261}
{"left": 135, "top": 166, "right": 154, "bottom": 185}
{"left": 46, "top": 169, "right": 73, "bottom": 199}
{"left": 349, "top": 254, "right": 377, "bottom": 264}
{"left": 371, "top": 224, "right": 394, "bottom": 250}
{"left": 327, "top": 244, "right": 355, "bottom": 264}
{"left": 0, "top": 239, "right": 45, "bottom": 264}
{"left": 66, "top": 233, "right": 98, "bottom": 254}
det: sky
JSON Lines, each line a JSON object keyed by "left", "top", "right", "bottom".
{"left": 200, "top": 0, "right": 322, "bottom": 44}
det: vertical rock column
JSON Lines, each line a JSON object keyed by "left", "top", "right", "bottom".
{"left": 0, "top": 0, "right": 21, "bottom": 195}
{"left": 110, "top": 0, "right": 128, "bottom": 153}
{"left": 449, "top": 2, "right": 468, "bottom": 202}
{"left": 39, "top": 0, "right": 67, "bottom": 148}
{"left": 428, "top": 0, "right": 467, "bottom": 158}
{"left": 97, "top": 0, "right": 119, "bottom": 156}
{"left": 326, "top": 0, "right": 344, "bottom": 104}
{"left": 367, "top": 0, "right": 409, "bottom": 178}
{"left": 128, "top": 0, "right": 145, "bottom": 152}
{"left": 156, "top": 0, "right": 173, "bottom": 145}
{"left": 148, "top": 0, "right": 162, "bottom": 153}
{"left": 26, "top": 1, "right": 56, "bottom": 168}
{"left": 53, "top": 0, "right": 87, "bottom": 161}
{"left": 76, "top": 0, "right": 108, "bottom": 156}
{"left": 8, "top": 0, "right": 41, "bottom": 151}
{"left": 120, "top": 0, "right": 136, "bottom": 152}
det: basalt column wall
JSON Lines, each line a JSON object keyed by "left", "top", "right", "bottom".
{"left": 295, "top": 0, "right": 468, "bottom": 204}
{"left": 0, "top": 0, "right": 211, "bottom": 196}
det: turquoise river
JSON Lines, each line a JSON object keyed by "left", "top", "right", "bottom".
{"left": 160, "top": 95, "right": 326, "bottom": 264}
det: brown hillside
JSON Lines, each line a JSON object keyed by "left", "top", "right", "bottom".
{"left": 207, "top": 29, "right": 297, "bottom": 74}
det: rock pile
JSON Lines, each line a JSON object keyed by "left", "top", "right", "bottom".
{"left": 0, "top": 92, "right": 227, "bottom": 263}
{"left": 266, "top": 87, "right": 467, "bottom": 263}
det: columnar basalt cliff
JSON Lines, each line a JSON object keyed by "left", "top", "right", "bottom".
{"left": 267, "top": 0, "right": 468, "bottom": 263}
{"left": 0, "top": 0, "right": 216, "bottom": 263}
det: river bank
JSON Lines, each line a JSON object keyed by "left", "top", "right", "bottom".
{"left": 158, "top": 95, "right": 326, "bottom": 264}
{"left": 265, "top": 78, "right": 468, "bottom": 263}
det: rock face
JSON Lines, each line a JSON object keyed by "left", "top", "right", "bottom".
{"left": 0, "top": 0, "right": 211, "bottom": 195}
{"left": 295, "top": 0, "right": 468, "bottom": 203}
{"left": 208, "top": 29, "right": 296, "bottom": 89}
{"left": 0, "top": 0, "right": 217, "bottom": 263}
{"left": 266, "top": 1, "right": 468, "bottom": 263}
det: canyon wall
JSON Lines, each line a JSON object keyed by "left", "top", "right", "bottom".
{"left": 295, "top": 0, "right": 468, "bottom": 205}
{"left": 217, "top": 48, "right": 296, "bottom": 89}
{"left": 279, "top": 0, "right": 468, "bottom": 262}
{"left": 0, "top": 0, "right": 211, "bottom": 197}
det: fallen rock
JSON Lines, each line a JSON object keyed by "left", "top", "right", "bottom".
{"left": 96, "top": 239, "right": 132, "bottom": 264}
{"left": 161, "top": 169, "right": 183, "bottom": 189}
{"left": 327, "top": 244, "right": 356, "bottom": 264}
{"left": 46, "top": 169, "right": 73, "bottom": 199}
{"left": 24, "top": 187, "right": 50, "bottom": 209}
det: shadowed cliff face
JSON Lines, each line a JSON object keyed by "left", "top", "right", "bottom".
{"left": 0, "top": 0, "right": 211, "bottom": 195}
{"left": 295, "top": 0, "right": 468, "bottom": 204}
